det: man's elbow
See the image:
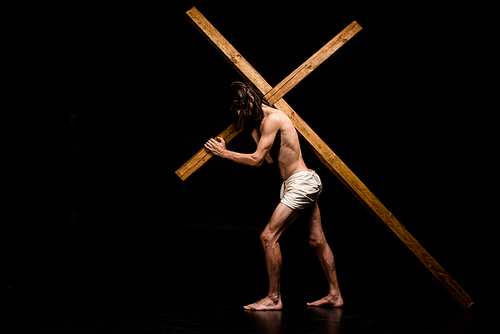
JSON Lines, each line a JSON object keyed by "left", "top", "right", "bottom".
{"left": 252, "top": 159, "right": 264, "bottom": 167}
{"left": 251, "top": 155, "right": 264, "bottom": 167}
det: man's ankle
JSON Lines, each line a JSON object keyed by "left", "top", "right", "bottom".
{"left": 267, "top": 293, "right": 280, "bottom": 302}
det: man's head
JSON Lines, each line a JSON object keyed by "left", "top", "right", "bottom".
{"left": 228, "top": 81, "right": 269, "bottom": 131}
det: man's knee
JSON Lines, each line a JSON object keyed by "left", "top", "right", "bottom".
{"left": 309, "top": 235, "right": 327, "bottom": 250}
{"left": 260, "top": 230, "right": 276, "bottom": 248}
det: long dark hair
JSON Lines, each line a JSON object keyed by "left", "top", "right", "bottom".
{"left": 228, "top": 81, "right": 269, "bottom": 131}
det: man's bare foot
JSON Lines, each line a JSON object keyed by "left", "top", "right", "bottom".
{"left": 244, "top": 295, "right": 283, "bottom": 311}
{"left": 307, "top": 294, "right": 344, "bottom": 308}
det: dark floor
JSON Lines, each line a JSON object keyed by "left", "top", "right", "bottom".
{"left": 6, "top": 228, "right": 488, "bottom": 333}
{"left": 5, "top": 287, "right": 487, "bottom": 334}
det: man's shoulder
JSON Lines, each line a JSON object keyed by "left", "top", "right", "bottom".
{"left": 266, "top": 110, "right": 289, "bottom": 124}
{"left": 261, "top": 112, "right": 284, "bottom": 131}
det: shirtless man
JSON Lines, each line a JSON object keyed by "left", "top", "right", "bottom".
{"left": 204, "top": 81, "right": 343, "bottom": 310}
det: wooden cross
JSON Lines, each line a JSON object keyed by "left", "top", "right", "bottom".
{"left": 175, "top": 7, "right": 473, "bottom": 310}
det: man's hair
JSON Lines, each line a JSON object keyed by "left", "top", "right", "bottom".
{"left": 228, "top": 81, "right": 270, "bottom": 131}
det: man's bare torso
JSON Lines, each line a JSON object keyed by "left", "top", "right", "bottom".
{"left": 255, "top": 106, "right": 309, "bottom": 180}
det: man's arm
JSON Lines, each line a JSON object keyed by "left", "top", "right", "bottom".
{"left": 251, "top": 128, "right": 274, "bottom": 164}
{"left": 205, "top": 116, "right": 279, "bottom": 167}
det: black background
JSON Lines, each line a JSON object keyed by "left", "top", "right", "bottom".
{"left": 7, "top": 0, "right": 495, "bottom": 314}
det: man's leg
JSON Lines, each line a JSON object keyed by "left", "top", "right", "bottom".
{"left": 306, "top": 203, "right": 344, "bottom": 307}
{"left": 244, "top": 203, "right": 301, "bottom": 311}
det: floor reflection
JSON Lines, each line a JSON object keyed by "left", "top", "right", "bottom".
{"left": 243, "top": 310, "right": 282, "bottom": 334}
{"left": 307, "top": 307, "right": 343, "bottom": 333}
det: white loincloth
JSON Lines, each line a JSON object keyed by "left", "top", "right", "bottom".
{"left": 280, "top": 170, "right": 322, "bottom": 210}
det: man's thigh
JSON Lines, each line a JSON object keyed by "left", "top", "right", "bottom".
{"left": 263, "top": 203, "right": 302, "bottom": 240}
{"left": 306, "top": 203, "right": 326, "bottom": 240}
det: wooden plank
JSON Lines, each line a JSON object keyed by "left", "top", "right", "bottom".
{"left": 265, "top": 21, "right": 362, "bottom": 103}
{"left": 274, "top": 99, "right": 474, "bottom": 309}
{"left": 175, "top": 124, "right": 242, "bottom": 181}
{"left": 178, "top": 7, "right": 474, "bottom": 309}
{"left": 186, "top": 7, "right": 272, "bottom": 94}
{"left": 177, "top": 7, "right": 275, "bottom": 181}
{"left": 177, "top": 8, "right": 361, "bottom": 181}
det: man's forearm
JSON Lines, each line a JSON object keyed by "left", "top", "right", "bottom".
{"left": 205, "top": 137, "right": 264, "bottom": 167}
{"left": 221, "top": 150, "right": 262, "bottom": 167}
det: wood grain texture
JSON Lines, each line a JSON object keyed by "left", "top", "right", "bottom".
{"left": 265, "top": 21, "right": 362, "bottom": 104}
{"left": 175, "top": 124, "right": 242, "bottom": 181}
{"left": 177, "top": 7, "right": 473, "bottom": 309}
{"left": 177, "top": 8, "right": 361, "bottom": 181}
{"left": 186, "top": 7, "right": 272, "bottom": 94}
{"left": 275, "top": 99, "right": 474, "bottom": 309}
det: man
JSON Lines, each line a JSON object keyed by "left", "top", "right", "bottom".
{"left": 204, "top": 81, "right": 343, "bottom": 310}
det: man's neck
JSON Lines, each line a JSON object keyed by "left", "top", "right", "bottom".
{"left": 262, "top": 105, "right": 275, "bottom": 118}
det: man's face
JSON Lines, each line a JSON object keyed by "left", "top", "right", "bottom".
{"left": 229, "top": 101, "right": 241, "bottom": 115}
{"left": 229, "top": 98, "right": 253, "bottom": 116}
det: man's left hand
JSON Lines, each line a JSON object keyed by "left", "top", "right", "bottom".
{"left": 204, "top": 137, "right": 226, "bottom": 157}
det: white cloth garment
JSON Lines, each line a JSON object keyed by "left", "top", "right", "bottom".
{"left": 280, "top": 170, "right": 322, "bottom": 210}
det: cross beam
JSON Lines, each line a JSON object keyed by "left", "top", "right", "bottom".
{"left": 176, "top": 9, "right": 361, "bottom": 181}
{"left": 176, "top": 7, "right": 473, "bottom": 310}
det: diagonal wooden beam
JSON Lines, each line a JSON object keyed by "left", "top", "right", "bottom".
{"left": 176, "top": 7, "right": 474, "bottom": 310}
{"left": 186, "top": 6, "right": 272, "bottom": 94}
{"left": 264, "top": 20, "right": 362, "bottom": 104}
{"left": 176, "top": 7, "right": 360, "bottom": 181}
{"left": 175, "top": 123, "right": 242, "bottom": 181}
{"left": 273, "top": 100, "right": 474, "bottom": 310}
